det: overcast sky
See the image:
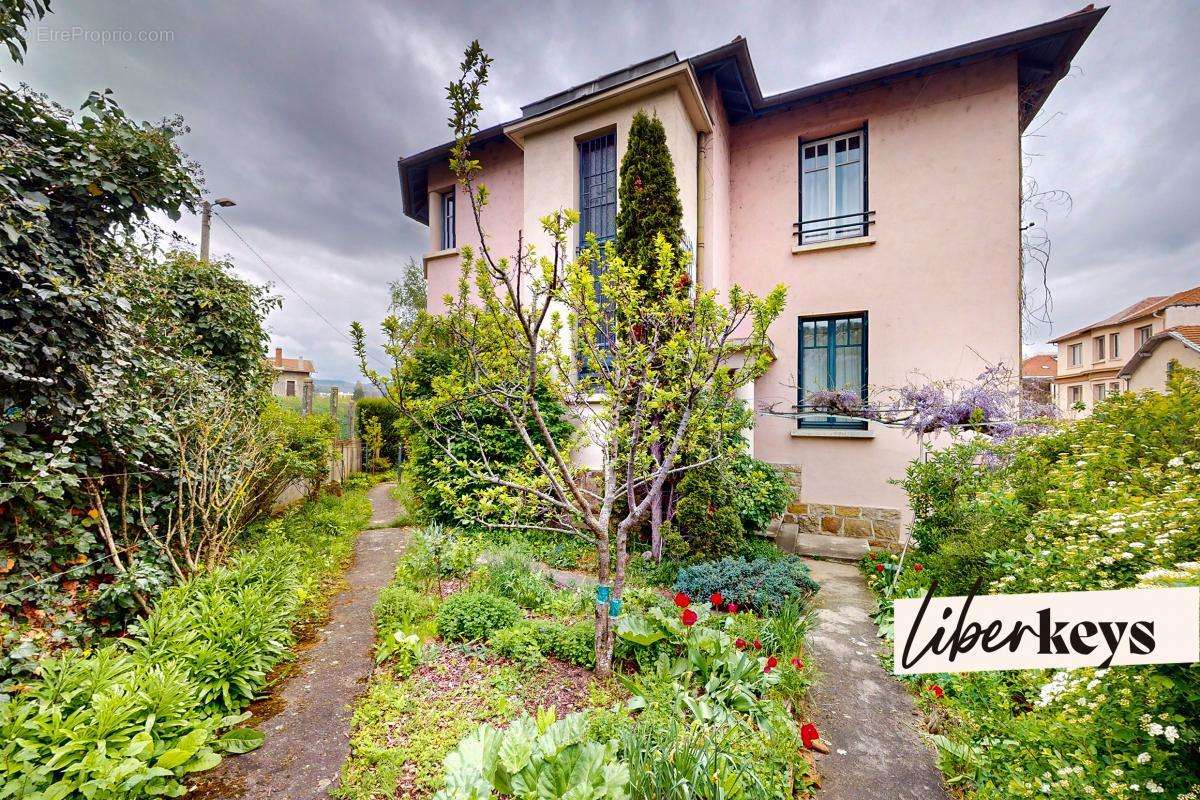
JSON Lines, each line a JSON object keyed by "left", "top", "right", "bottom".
{"left": 8, "top": 1, "right": 1198, "bottom": 379}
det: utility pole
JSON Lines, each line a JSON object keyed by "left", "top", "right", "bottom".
{"left": 199, "top": 197, "right": 237, "bottom": 261}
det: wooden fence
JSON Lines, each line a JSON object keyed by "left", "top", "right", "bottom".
{"left": 272, "top": 391, "right": 363, "bottom": 509}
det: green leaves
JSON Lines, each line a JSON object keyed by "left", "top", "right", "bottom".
{"left": 217, "top": 727, "right": 264, "bottom": 754}
{"left": 435, "top": 711, "right": 628, "bottom": 800}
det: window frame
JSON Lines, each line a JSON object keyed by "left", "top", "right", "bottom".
{"left": 1093, "top": 335, "right": 1106, "bottom": 362}
{"left": 1110, "top": 332, "right": 1120, "bottom": 360}
{"left": 1069, "top": 385, "right": 1083, "bottom": 404}
{"left": 1069, "top": 343, "right": 1083, "bottom": 366}
{"left": 1136, "top": 324, "right": 1153, "bottom": 347}
{"left": 285, "top": 379, "right": 296, "bottom": 397}
{"left": 440, "top": 188, "right": 456, "bottom": 250}
{"left": 577, "top": 130, "right": 618, "bottom": 248}
{"left": 797, "top": 126, "right": 870, "bottom": 244}
{"left": 1093, "top": 383, "right": 1107, "bottom": 403}
{"left": 796, "top": 311, "right": 869, "bottom": 430}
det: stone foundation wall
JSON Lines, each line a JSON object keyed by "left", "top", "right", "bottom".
{"left": 764, "top": 463, "right": 901, "bottom": 552}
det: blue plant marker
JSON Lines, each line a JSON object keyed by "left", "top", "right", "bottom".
{"left": 595, "top": 585, "right": 611, "bottom": 603}
{"left": 608, "top": 598, "right": 622, "bottom": 618}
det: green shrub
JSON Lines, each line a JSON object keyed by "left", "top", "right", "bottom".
{"left": 673, "top": 464, "right": 745, "bottom": 560}
{"left": 674, "top": 556, "right": 818, "bottom": 614}
{"left": 375, "top": 584, "right": 437, "bottom": 633}
{"left": 487, "top": 622, "right": 544, "bottom": 667}
{"left": 727, "top": 456, "right": 794, "bottom": 534}
{"left": 356, "top": 396, "right": 403, "bottom": 467}
{"left": 435, "top": 592, "right": 521, "bottom": 642}
{"left": 397, "top": 524, "right": 480, "bottom": 583}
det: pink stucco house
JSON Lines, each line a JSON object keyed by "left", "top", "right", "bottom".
{"left": 397, "top": 7, "right": 1105, "bottom": 555}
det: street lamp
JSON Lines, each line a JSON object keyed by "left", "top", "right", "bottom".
{"left": 199, "top": 196, "right": 236, "bottom": 261}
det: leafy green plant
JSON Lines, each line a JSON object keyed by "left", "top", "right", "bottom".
{"left": 433, "top": 709, "right": 629, "bottom": 800}
{"left": 674, "top": 556, "right": 818, "bottom": 614}
{"left": 436, "top": 593, "right": 521, "bottom": 643}
{"left": 483, "top": 549, "right": 553, "bottom": 610}
{"left": 376, "top": 583, "right": 438, "bottom": 633}
{"left": 727, "top": 456, "right": 794, "bottom": 534}
{"left": 488, "top": 623, "right": 545, "bottom": 668}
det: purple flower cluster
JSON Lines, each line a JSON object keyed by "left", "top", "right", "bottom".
{"left": 804, "top": 389, "right": 865, "bottom": 415}
{"left": 894, "top": 365, "right": 1057, "bottom": 439}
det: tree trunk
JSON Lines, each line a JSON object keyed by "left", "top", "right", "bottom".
{"left": 648, "top": 439, "right": 664, "bottom": 561}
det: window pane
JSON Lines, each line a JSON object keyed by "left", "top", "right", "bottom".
{"left": 847, "top": 316, "right": 863, "bottom": 345}
{"left": 802, "top": 348, "right": 828, "bottom": 397}
{"left": 834, "top": 160, "right": 863, "bottom": 238}
{"left": 813, "top": 319, "right": 828, "bottom": 348}
{"left": 801, "top": 168, "right": 829, "bottom": 242}
{"left": 835, "top": 345, "right": 862, "bottom": 393}
{"left": 802, "top": 320, "right": 817, "bottom": 348}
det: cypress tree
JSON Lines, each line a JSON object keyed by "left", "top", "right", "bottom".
{"left": 616, "top": 110, "right": 684, "bottom": 292}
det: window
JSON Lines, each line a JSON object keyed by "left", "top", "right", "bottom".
{"left": 1069, "top": 385, "right": 1083, "bottom": 404}
{"left": 799, "top": 130, "right": 868, "bottom": 243}
{"left": 440, "top": 189, "right": 456, "bottom": 250}
{"left": 579, "top": 132, "right": 617, "bottom": 246}
{"left": 1093, "top": 335, "right": 1105, "bottom": 362}
{"left": 1136, "top": 325, "right": 1153, "bottom": 347}
{"left": 1110, "top": 333, "right": 1120, "bottom": 359}
{"left": 798, "top": 313, "right": 867, "bottom": 429}
{"left": 1069, "top": 343, "right": 1083, "bottom": 366}
{"left": 1093, "top": 383, "right": 1107, "bottom": 403}
{"left": 286, "top": 380, "right": 296, "bottom": 397}
{"left": 1109, "top": 381, "right": 1120, "bottom": 395}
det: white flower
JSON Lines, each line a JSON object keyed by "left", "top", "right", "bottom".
{"left": 1137, "top": 752, "right": 1151, "bottom": 764}
{"left": 1164, "top": 725, "right": 1179, "bottom": 743}
{"left": 1168, "top": 457, "right": 1185, "bottom": 468}
{"left": 1147, "top": 779, "right": 1164, "bottom": 794}
{"left": 1148, "top": 722, "right": 1164, "bottom": 736}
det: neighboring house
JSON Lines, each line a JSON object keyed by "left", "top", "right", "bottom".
{"left": 1118, "top": 326, "right": 1200, "bottom": 393}
{"left": 267, "top": 347, "right": 315, "bottom": 398}
{"left": 1050, "top": 284, "right": 1200, "bottom": 417}
{"left": 1021, "top": 354, "right": 1057, "bottom": 405}
{"left": 397, "top": 8, "right": 1105, "bottom": 550}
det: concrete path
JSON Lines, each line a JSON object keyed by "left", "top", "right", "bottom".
{"left": 196, "top": 482, "right": 407, "bottom": 800}
{"left": 803, "top": 558, "right": 949, "bottom": 800}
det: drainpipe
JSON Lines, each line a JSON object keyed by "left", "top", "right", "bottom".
{"left": 695, "top": 130, "right": 706, "bottom": 289}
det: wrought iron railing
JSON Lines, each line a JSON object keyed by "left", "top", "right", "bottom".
{"left": 793, "top": 210, "right": 876, "bottom": 246}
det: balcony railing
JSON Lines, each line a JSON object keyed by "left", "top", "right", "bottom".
{"left": 793, "top": 210, "right": 876, "bottom": 246}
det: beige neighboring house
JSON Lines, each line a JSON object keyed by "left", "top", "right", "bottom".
{"left": 1118, "top": 325, "right": 1200, "bottom": 392}
{"left": 267, "top": 347, "right": 315, "bottom": 398}
{"left": 1050, "top": 285, "right": 1200, "bottom": 417}
{"left": 398, "top": 7, "right": 1105, "bottom": 553}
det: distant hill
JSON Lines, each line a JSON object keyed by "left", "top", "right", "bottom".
{"left": 313, "top": 378, "right": 381, "bottom": 398}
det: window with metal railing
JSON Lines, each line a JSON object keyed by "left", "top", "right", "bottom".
{"left": 795, "top": 130, "right": 874, "bottom": 245}
{"left": 577, "top": 132, "right": 617, "bottom": 376}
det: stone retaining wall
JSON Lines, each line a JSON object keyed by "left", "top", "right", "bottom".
{"left": 765, "top": 462, "right": 902, "bottom": 552}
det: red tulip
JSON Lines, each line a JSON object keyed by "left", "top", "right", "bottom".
{"left": 681, "top": 608, "right": 698, "bottom": 627}
{"left": 928, "top": 684, "right": 944, "bottom": 699}
{"left": 914, "top": 563, "right": 924, "bottom": 572}
{"left": 875, "top": 563, "right": 885, "bottom": 573}
{"left": 673, "top": 592, "right": 691, "bottom": 608}
{"left": 752, "top": 639, "right": 762, "bottom": 650}
{"left": 735, "top": 638, "right": 747, "bottom": 650}
{"left": 800, "top": 722, "right": 820, "bottom": 750}
{"left": 766, "top": 656, "right": 778, "bottom": 669}
{"left": 790, "top": 657, "right": 803, "bottom": 669}
{"left": 726, "top": 602, "right": 738, "bottom": 613}
{"left": 710, "top": 592, "right": 724, "bottom": 608}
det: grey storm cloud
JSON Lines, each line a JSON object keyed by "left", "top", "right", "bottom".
{"left": 8, "top": 0, "right": 1199, "bottom": 378}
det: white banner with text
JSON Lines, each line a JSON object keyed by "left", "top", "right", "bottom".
{"left": 894, "top": 585, "right": 1200, "bottom": 675}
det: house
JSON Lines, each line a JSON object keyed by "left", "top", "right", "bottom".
{"left": 1050, "top": 284, "right": 1200, "bottom": 416}
{"left": 267, "top": 347, "right": 315, "bottom": 398}
{"left": 1118, "top": 326, "right": 1200, "bottom": 393}
{"left": 1021, "top": 354, "right": 1058, "bottom": 405}
{"left": 397, "top": 7, "right": 1105, "bottom": 552}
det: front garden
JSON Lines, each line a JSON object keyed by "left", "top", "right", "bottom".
{"left": 336, "top": 525, "right": 823, "bottom": 799}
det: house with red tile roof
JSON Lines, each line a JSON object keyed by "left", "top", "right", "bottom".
{"left": 1020, "top": 354, "right": 1057, "bottom": 404}
{"left": 1050, "top": 284, "right": 1200, "bottom": 415}
{"left": 1118, "top": 325, "right": 1200, "bottom": 394}
{"left": 267, "top": 347, "right": 315, "bottom": 398}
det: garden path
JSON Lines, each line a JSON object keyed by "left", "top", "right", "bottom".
{"left": 802, "top": 558, "right": 949, "bottom": 800}
{"left": 194, "top": 482, "right": 407, "bottom": 800}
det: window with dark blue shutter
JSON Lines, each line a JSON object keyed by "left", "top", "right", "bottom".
{"left": 577, "top": 133, "right": 617, "bottom": 374}
{"left": 798, "top": 313, "right": 868, "bottom": 429}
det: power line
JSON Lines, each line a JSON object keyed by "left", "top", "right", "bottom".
{"left": 0, "top": 469, "right": 167, "bottom": 488}
{"left": 212, "top": 211, "right": 392, "bottom": 371}
{"left": 0, "top": 545, "right": 137, "bottom": 602}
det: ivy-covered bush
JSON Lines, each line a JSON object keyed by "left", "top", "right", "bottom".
{"left": 880, "top": 369, "right": 1200, "bottom": 798}
{"left": 674, "top": 556, "right": 818, "bottom": 614}
{"left": 435, "top": 593, "right": 521, "bottom": 643}
{"left": 673, "top": 464, "right": 746, "bottom": 560}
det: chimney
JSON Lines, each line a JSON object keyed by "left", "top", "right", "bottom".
{"left": 274, "top": 347, "right": 283, "bottom": 366}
